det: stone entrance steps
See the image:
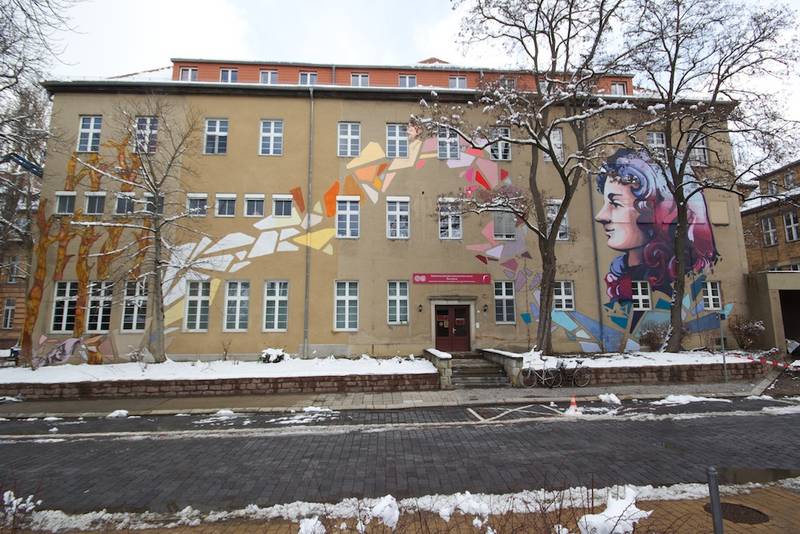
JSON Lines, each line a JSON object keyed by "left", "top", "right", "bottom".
{"left": 450, "top": 352, "right": 510, "bottom": 388}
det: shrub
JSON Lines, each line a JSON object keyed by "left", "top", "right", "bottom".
{"left": 639, "top": 322, "right": 671, "bottom": 352}
{"left": 728, "top": 315, "right": 765, "bottom": 350}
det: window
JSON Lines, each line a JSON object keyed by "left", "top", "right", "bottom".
{"left": 122, "top": 279, "right": 147, "bottom": 332}
{"left": 179, "top": 67, "right": 198, "bottom": 81}
{"left": 259, "top": 119, "right": 283, "bottom": 156}
{"left": 610, "top": 82, "right": 627, "bottom": 95}
{"left": 6, "top": 256, "right": 19, "bottom": 283}
{"left": 762, "top": 217, "right": 778, "bottom": 246}
{"left": 220, "top": 68, "right": 238, "bottom": 82}
{"left": 55, "top": 192, "right": 76, "bottom": 215}
{"left": 84, "top": 192, "right": 106, "bottom": 215}
{"left": 702, "top": 281, "right": 722, "bottom": 310}
{"left": 544, "top": 127, "right": 564, "bottom": 163}
{"left": 537, "top": 80, "right": 550, "bottom": 93}
{"left": 438, "top": 200, "right": 462, "bottom": 240}
{"left": 115, "top": 193, "right": 135, "bottom": 215}
{"left": 546, "top": 201, "right": 570, "bottom": 240}
{"left": 335, "top": 281, "right": 358, "bottom": 330}
{"left": 245, "top": 194, "right": 265, "bottom": 217}
{"left": 216, "top": 194, "right": 236, "bottom": 217}
{"left": 134, "top": 116, "right": 158, "bottom": 153}
{"left": 259, "top": 70, "right": 278, "bottom": 84}
{"left": 299, "top": 71, "right": 317, "bottom": 85}
{"left": 337, "top": 122, "right": 360, "bottom": 157}
{"left": 351, "top": 73, "right": 369, "bottom": 86}
{"left": 785, "top": 211, "right": 799, "bottom": 242}
{"left": 437, "top": 126, "right": 459, "bottom": 160}
{"left": 493, "top": 212, "right": 516, "bottom": 240}
{"left": 257, "top": 280, "right": 287, "bottom": 331}
{"left": 77, "top": 115, "right": 102, "bottom": 152}
{"left": 689, "top": 136, "right": 708, "bottom": 165}
{"left": 2, "top": 298, "right": 14, "bottom": 330}
{"left": 187, "top": 193, "right": 208, "bottom": 216}
{"left": 386, "top": 197, "right": 410, "bottom": 239}
{"left": 647, "top": 131, "right": 667, "bottom": 161}
{"left": 336, "top": 197, "right": 360, "bottom": 238}
{"left": 767, "top": 181, "right": 779, "bottom": 196}
{"left": 86, "top": 281, "right": 112, "bottom": 333}
{"left": 51, "top": 281, "right": 78, "bottom": 333}
{"left": 224, "top": 281, "right": 249, "bottom": 331}
{"left": 143, "top": 193, "right": 164, "bottom": 214}
{"left": 387, "top": 281, "right": 409, "bottom": 324}
{"left": 631, "top": 281, "right": 651, "bottom": 311}
{"left": 490, "top": 127, "right": 511, "bottom": 161}
{"left": 499, "top": 77, "right": 516, "bottom": 90}
{"left": 273, "top": 195, "right": 293, "bottom": 217}
{"left": 185, "top": 281, "right": 210, "bottom": 331}
{"left": 448, "top": 76, "right": 467, "bottom": 89}
{"left": 386, "top": 123, "right": 408, "bottom": 158}
{"left": 789, "top": 261, "right": 800, "bottom": 272}
{"left": 494, "top": 281, "right": 515, "bottom": 323}
{"left": 204, "top": 119, "right": 228, "bottom": 154}
{"left": 785, "top": 172, "right": 796, "bottom": 189}
{"left": 398, "top": 74, "right": 416, "bottom": 88}
{"left": 553, "top": 281, "right": 575, "bottom": 311}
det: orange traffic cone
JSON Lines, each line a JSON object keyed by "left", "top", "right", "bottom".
{"left": 569, "top": 395, "right": 578, "bottom": 411}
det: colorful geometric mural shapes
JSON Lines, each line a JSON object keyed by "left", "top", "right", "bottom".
{"left": 501, "top": 259, "right": 518, "bottom": 271}
{"left": 322, "top": 244, "right": 333, "bottom": 255}
{"left": 466, "top": 148, "right": 483, "bottom": 157}
{"left": 193, "top": 237, "right": 212, "bottom": 257}
{"left": 235, "top": 250, "right": 247, "bottom": 260}
{"left": 467, "top": 243, "right": 492, "bottom": 252}
{"left": 163, "top": 301, "right": 183, "bottom": 327}
{"left": 500, "top": 169, "right": 509, "bottom": 181}
{"left": 343, "top": 175, "right": 364, "bottom": 199}
{"left": 485, "top": 244, "right": 504, "bottom": 259}
{"left": 279, "top": 228, "right": 301, "bottom": 240}
{"left": 199, "top": 254, "right": 235, "bottom": 272}
{"left": 362, "top": 183, "right": 379, "bottom": 204}
{"left": 685, "top": 313, "right": 720, "bottom": 333}
{"left": 372, "top": 177, "right": 382, "bottom": 190}
{"left": 388, "top": 140, "right": 422, "bottom": 171}
{"left": 475, "top": 255, "right": 488, "bottom": 264}
{"left": 655, "top": 297, "right": 671, "bottom": 310}
{"left": 415, "top": 159, "right": 427, "bottom": 169}
{"left": 610, "top": 314, "right": 628, "bottom": 329}
{"left": 625, "top": 338, "right": 641, "bottom": 351}
{"left": 381, "top": 172, "right": 396, "bottom": 192}
{"left": 290, "top": 187, "right": 305, "bottom": 214}
{"left": 474, "top": 170, "right": 491, "bottom": 190}
{"left": 690, "top": 275, "right": 707, "bottom": 300}
{"left": 203, "top": 232, "right": 256, "bottom": 255}
{"left": 421, "top": 137, "right": 437, "bottom": 152}
{"left": 481, "top": 221, "right": 497, "bottom": 244}
{"left": 253, "top": 211, "right": 302, "bottom": 230}
{"left": 503, "top": 269, "right": 515, "bottom": 279}
{"left": 552, "top": 311, "right": 579, "bottom": 332}
{"left": 313, "top": 201, "right": 323, "bottom": 214}
{"left": 579, "top": 342, "right": 601, "bottom": 352}
{"left": 575, "top": 329, "right": 590, "bottom": 340}
{"left": 277, "top": 241, "right": 299, "bottom": 252}
{"left": 249, "top": 231, "right": 278, "bottom": 258}
{"left": 521, "top": 251, "right": 532, "bottom": 259}
{"left": 300, "top": 213, "right": 323, "bottom": 230}
{"left": 465, "top": 167, "right": 475, "bottom": 182}
{"left": 446, "top": 151, "right": 475, "bottom": 169}
{"left": 355, "top": 163, "right": 389, "bottom": 182}
{"left": 229, "top": 261, "right": 250, "bottom": 273}
{"left": 346, "top": 142, "right": 385, "bottom": 169}
{"left": 520, "top": 312, "right": 532, "bottom": 324}
{"left": 514, "top": 270, "right": 527, "bottom": 291}
{"left": 476, "top": 158, "right": 500, "bottom": 188}
{"left": 292, "top": 228, "right": 336, "bottom": 250}
{"left": 323, "top": 181, "right": 340, "bottom": 217}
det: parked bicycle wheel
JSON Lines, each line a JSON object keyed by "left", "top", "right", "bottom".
{"left": 540, "top": 368, "right": 560, "bottom": 388}
{"left": 520, "top": 367, "right": 537, "bottom": 387}
{"left": 572, "top": 367, "right": 591, "bottom": 387}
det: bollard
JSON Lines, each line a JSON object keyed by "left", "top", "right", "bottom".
{"left": 707, "top": 466, "right": 724, "bottom": 534}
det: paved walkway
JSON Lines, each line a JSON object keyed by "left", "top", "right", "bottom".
{"left": 0, "top": 375, "right": 776, "bottom": 418}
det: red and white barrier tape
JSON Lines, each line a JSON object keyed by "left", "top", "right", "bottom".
{"left": 741, "top": 353, "right": 795, "bottom": 370}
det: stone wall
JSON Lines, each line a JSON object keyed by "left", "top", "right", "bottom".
{"left": 1, "top": 373, "right": 441, "bottom": 400}
{"left": 582, "top": 362, "right": 765, "bottom": 386}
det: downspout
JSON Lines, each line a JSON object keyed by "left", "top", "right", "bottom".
{"left": 587, "top": 166, "right": 607, "bottom": 351}
{"left": 302, "top": 87, "right": 315, "bottom": 358}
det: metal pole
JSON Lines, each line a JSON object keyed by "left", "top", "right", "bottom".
{"left": 707, "top": 466, "right": 724, "bottom": 534}
{"left": 719, "top": 312, "right": 728, "bottom": 382}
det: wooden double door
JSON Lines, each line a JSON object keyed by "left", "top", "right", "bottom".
{"left": 435, "top": 305, "right": 470, "bottom": 352}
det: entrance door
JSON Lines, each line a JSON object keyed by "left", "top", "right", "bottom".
{"left": 435, "top": 305, "right": 470, "bottom": 352}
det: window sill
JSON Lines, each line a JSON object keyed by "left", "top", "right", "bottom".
{"left": 244, "top": 214, "right": 265, "bottom": 218}
{"left": 258, "top": 153, "right": 283, "bottom": 157}
{"left": 336, "top": 235, "right": 360, "bottom": 240}
{"left": 183, "top": 329, "right": 209, "bottom": 333}
{"left": 334, "top": 329, "right": 359, "bottom": 333}
{"left": 215, "top": 214, "right": 236, "bottom": 218}
{"left": 263, "top": 329, "right": 288, "bottom": 333}
{"left": 387, "top": 236, "right": 410, "bottom": 241}
{"left": 495, "top": 322, "right": 516, "bottom": 325}
{"left": 202, "top": 152, "right": 228, "bottom": 156}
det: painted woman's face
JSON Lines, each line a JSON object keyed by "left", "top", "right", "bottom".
{"left": 594, "top": 179, "right": 648, "bottom": 253}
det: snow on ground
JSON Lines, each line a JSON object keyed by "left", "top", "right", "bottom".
{"left": 577, "top": 486, "right": 650, "bottom": 534}
{"left": 425, "top": 348, "right": 452, "bottom": 359}
{"left": 598, "top": 393, "right": 622, "bottom": 405}
{"left": 0, "top": 355, "right": 435, "bottom": 384}
{"left": 105, "top": 410, "right": 129, "bottom": 419}
{"left": 650, "top": 395, "right": 732, "bottom": 406}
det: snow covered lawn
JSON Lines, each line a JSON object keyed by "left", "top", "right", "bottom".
{"left": 0, "top": 355, "right": 436, "bottom": 384}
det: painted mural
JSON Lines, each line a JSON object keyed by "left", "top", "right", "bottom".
{"left": 25, "top": 129, "right": 730, "bottom": 363}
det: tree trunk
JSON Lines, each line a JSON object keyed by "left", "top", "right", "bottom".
{"left": 536, "top": 247, "right": 557, "bottom": 355}
{"left": 149, "top": 226, "right": 166, "bottom": 363}
{"left": 667, "top": 205, "right": 690, "bottom": 352}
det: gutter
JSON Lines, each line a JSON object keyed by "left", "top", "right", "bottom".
{"left": 302, "top": 87, "right": 315, "bottom": 358}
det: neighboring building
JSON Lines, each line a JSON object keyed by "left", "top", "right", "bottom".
{"left": 0, "top": 242, "right": 27, "bottom": 349}
{"left": 741, "top": 161, "right": 800, "bottom": 352}
{"left": 28, "top": 58, "right": 749, "bottom": 360}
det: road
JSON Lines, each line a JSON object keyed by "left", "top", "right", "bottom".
{"left": 1, "top": 397, "right": 799, "bottom": 514}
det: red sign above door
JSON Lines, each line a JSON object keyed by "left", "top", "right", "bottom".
{"left": 412, "top": 273, "right": 491, "bottom": 284}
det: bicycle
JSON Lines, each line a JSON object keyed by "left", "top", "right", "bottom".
{"left": 518, "top": 356, "right": 562, "bottom": 388}
{"left": 556, "top": 358, "right": 592, "bottom": 387}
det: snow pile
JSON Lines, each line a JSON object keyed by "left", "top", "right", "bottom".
{"left": 0, "top": 355, "right": 436, "bottom": 384}
{"left": 370, "top": 495, "right": 400, "bottom": 529}
{"left": 297, "top": 516, "right": 325, "bottom": 534}
{"left": 650, "top": 395, "right": 731, "bottom": 406}
{"left": 0, "top": 396, "right": 21, "bottom": 403}
{"left": 2, "top": 490, "right": 41, "bottom": 528}
{"left": 105, "top": 410, "right": 129, "bottom": 419}
{"left": 598, "top": 394, "right": 622, "bottom": 405}
{"left": 762, "top": 405, "right": 800, "bottom": 415}
{"left": 746, "top": 395, "right": 775, "bottom": 400}
{"left": 266, "top": 407, "right": 339, "bottom": 426}
{"left": 577, "top": 486, "right": 651, "bottom": 534}
{"left": 425, "top": 348, "right": 452, "bottom": 360}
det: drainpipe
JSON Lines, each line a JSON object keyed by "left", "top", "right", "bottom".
{"left": 587, "top": 167, "right": 607, "bottom": 351}
{"left": 302, "top": 87, "right": 315, "bottom": 358}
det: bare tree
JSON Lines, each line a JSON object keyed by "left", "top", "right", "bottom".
{"left": 413, "top": 0, "right": 638, "bottom": 354}
{"left": 625, "top": 0, "right": 800, "bottom": 351}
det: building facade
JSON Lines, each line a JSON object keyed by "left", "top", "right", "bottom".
{"left": 28, "top": 58, "right": 750, "bottom": 361}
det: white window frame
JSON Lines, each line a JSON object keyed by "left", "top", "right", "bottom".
{"left": 2, "top": 298, "right": 14, "bottom": 330}
{"left": 386, "top": 196, "right": 410, "bottom": 239}
{"left": 544, "top": 127, "right": 564, "bottom": 163}
{"left": 437, "top": 126, "right": 459, "bottom": 160}
{"left": 762, "top": 216, "right": 778, "bottom": 246}
{"left": 51, "top": 281, "right": 78, "bottom": 333}
{"left": 689, "top": 135, "right": 708, "bottom": 166}
{"left": 398, "top": 74, "right": 417, "bottom": 88}
{"left": 785, "top": 211, "right": 800, "bottom": 242}
{"left": 219, "top": 68, "right": 238, "bottom": 83}
{"left": 263, "top": 280, "right": 289, "bottom": 331}
{"left": 438, "top": 200, "right": 462, "bottom": 240}
{"left": 334, "top": 280, "right": 359, "bottom": 331}
{"left": 387, "top": 280, "right": 409, "bottom": 325}
{"left": 785, "top": 172, "right": 796, "bottom": 189}
{"left": 77, "top": 115, "right": 102, "bottom": 152}
{"left": 179, "top": 67, "right": 198, "bottom": 81}
{"left": 647, "top": 131, "right": 667, "bottom": 161}
{"left": 337, "top": 122, "right": 361, "bottom": 157}
{"left": 448, "top": 76, "right": 467, "bottom": 89}
{"left": 86, "top": 280, "right": 113, "bottom": 333}
{"left": 215, "top": 193, "right": 236, "bottom": 217}
{"left": 143, "top": 192, "right": 164, "bottom": 215}
{"left": 351, "top": 73, "right": 369, "bottom": 86}
{"left": 121, "top": 279, "right": 148, "bottom": 332}
{"left": 386, "top": 123, "right": 408, "bottom": 158}
{"left": 299, "top": 71, "right": 317, "bottom": 85}
{"left": 6, "top": 256, "right": 19, "bottom": 284}
{"left": 273, "top": 194, "right": 293, "bottom": 217}
{"left": 546, "top": 200, "right": 570, "bottom": 241}
{"left": 494, "top": 281, "right": 515, "bottom": 324}
{"left": 204, "top": 118, "right": 228, "bottom": 155}
{"left": 115, "top": 192, "right": 135, "bottom": 215}
{"left": 84, "top": 191, "right": 106, "bottom": 215}
{"left": 259, "top": 70, "right": 278, "bottom": 84}
{"left": 631, "top": 281, "right": 651, "bottom": 311}
{"left": 187, "top": 193, "right": 208, "bottom": 217}
{"left": 610, "top": 82, "right": 627, "bottom": 95}
{"left": 553, "top": 281, "right": 575, "bottom": 311}
{"left": 134, "top": 116, "right": 158, "bottom": 154}
{"left": 244, "top": 194, "right": 265, "bottom": 217}
{"left": 767, "top": 181, "right": 779, "bottom": 196}
{"left": 499, "top": 77, "right": 516, "bottom": 90}
{"left": 336, "top": 196, "right": 360, "bottom": 238}
{"left": 490, "top": 127, "right": 511, "bottom": 161}
{"left": 702, "top": 281, "right": 722, "bottom": 311}
{"left": 259, "top": 119, "right": 284, "bottom": 156}
{"left": 184, "top": 280, "right": 210, "bottom": 332}
{"left": 55, "top": 191, "right": 76, "bottom": 215}
{"left": 493, "top": 212, "right": 516, "bottom": 240}
{"left": 223, "top": 280, "right": 250, "bottom": 332}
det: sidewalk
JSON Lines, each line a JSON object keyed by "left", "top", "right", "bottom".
{"left": 0, "top": 373, "right": 777, "bottom": 418}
